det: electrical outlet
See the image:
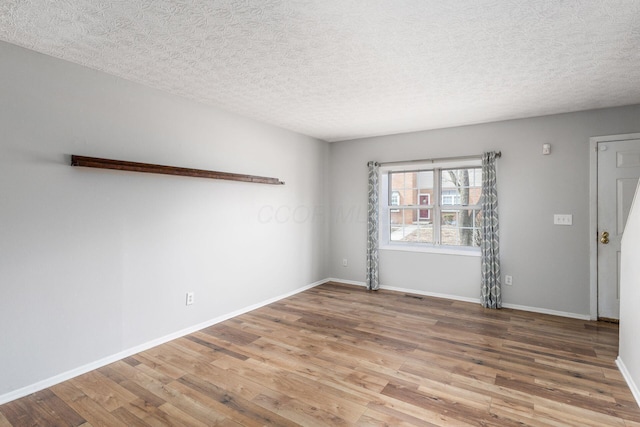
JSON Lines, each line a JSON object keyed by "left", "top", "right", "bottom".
{"left": 342, "top": 258, "right": 348, "bottom": 267}
{"left": 186, "top": 292, "right": 194, "bottom": 306}
{"left": 505, "top": 275, "right": 513, "bottom": 286}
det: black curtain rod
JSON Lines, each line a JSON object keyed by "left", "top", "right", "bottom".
{"left": 376, "top": 151, "right": 501, "bottom": 167}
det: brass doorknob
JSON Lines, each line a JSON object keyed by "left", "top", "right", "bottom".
{"left": 600, "top": 231, "right": 609, "bottom": 244}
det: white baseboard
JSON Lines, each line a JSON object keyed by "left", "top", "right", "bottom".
{"left": 381, "top": 285, "right": 481, "bottom": 304}
{"left": 325, "top": 277, "right": 366, "bottom": 287}
{"left": 1, "top": 277, "right": 595, "bottom": 406}
{"left": 501, "top": 303, "right": 591, "bottom": 320}
{"left": 617, "top": 356, "right": 640, "bottom": 408}
{"left": 325, "top": 278, "right": 480, "bottom": 303}
{"left": 0, "top": 279, "right": 326, "bottom": 406}
{"left": 326, "top": 278, "right": 591, "bottom": 320}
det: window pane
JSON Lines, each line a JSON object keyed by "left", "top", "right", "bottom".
{"left": 441, "top": 209, "right": 481, "bottom": 246}
{"left": 390, "top": 208, "right": 434, "bottom": 243}
{"left": 441, "top": 168, "right": 482, "bottom": 206}
{"left": 390, "top": 171, "right": 433, "bottom": 207}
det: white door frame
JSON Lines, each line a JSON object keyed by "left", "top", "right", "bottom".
{"left": 589, "top": 133, "right": 640, "bottom": 320}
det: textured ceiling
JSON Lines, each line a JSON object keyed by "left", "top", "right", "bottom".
{"left": 1, "top": 1, "right": 639, "bottom": 142}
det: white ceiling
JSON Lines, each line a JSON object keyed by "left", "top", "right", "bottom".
{"left": 1, "top": 1, "right": 639, "bottom": 142}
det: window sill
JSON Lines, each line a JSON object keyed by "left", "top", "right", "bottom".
{"left": 379, "top": 243, "right": 481, "bottom": 257}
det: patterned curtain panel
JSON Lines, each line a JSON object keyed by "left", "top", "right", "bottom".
{"left": 480, "top": 152, "right": 501, "bottom": 308}
{"left": 366, "top": 161, "right": 380, "bottom": 291}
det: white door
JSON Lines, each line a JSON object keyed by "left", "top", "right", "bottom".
{"left": 597, "top": 138, "right": 640, "bottom": 320}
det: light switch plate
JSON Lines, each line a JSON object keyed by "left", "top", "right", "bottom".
{"left": 553, "top": 214, "right": 573, "bottom": 225}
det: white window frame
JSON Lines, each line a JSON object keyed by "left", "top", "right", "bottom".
{"left": 379, "top": 159, "right": 481, "bottom": 257}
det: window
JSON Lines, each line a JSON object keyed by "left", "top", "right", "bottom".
{"left": 380, "top": 162, "right": 482, "bottom": 253}
{"left": 388, "top": 170, "right": 434, "bottom": 243}
{"left": 440, "top": 167, "right": 482, "bottom": 247}
{"left": 441, "top": 190, "right": 460, "bottom": 205}
{"left": 390, "top": 191, "right": 400, "bottom": 212}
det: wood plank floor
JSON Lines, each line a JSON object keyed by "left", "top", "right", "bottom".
{"left": 2, "top": 282, "right": 639, "bottom": 426}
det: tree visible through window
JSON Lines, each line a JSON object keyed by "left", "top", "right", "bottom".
{"left": 442, "top": 168, "right": 482, "bottom": 247}
{"left": 385, "top": 166, "right": 482, "bottom": 248}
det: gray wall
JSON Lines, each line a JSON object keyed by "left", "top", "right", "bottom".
{"left": 3, "top": 36, "right": 640, "bottom": 403}
{"left": 0, "top": 41, "right": 329, "bottom": 396}
{"left": 620, "top": 179, "right": 640, "bottom": 404}
{"left": 329, "top": 105, "right": 640, "bottom": 316}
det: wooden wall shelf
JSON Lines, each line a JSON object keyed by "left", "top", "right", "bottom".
{"left": 70, "top": 155, "right": 285, "bottom": 185}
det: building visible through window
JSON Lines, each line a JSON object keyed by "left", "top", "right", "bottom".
{"left": 381, "top": 163, "right": 482, "bottom": 250}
